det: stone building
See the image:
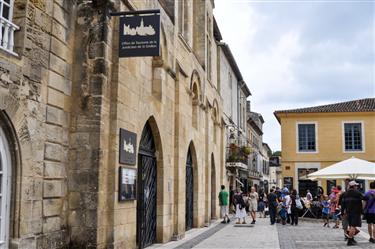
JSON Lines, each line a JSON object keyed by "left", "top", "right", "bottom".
{"left": 216, "top": 40, "right": 251, "bottom": 192}
{"left": 0, "top": 0, "right": 227, "bottom": 248}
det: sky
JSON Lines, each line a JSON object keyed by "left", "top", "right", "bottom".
{"left": 214, "top": 0, "right": 375, "bottom": 151}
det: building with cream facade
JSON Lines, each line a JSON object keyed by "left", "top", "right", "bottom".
{"left": 0, "top": 0, "right": 239, "bottom": 248}
{"left": 274, "top": 98, "right": 375, "bottom": 196}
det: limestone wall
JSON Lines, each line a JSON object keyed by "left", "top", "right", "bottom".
{"left": 0, "top": 0, "right": 76, "bottom": 248}
{"left": 0, "top": 0, "right": 228, "bottom": 248}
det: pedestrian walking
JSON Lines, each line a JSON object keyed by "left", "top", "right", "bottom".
{"left": 363, "top": 181, "right": 375, "bottom": 243}
{"left": 341, "top": 181, "right": 363, "bottom": 246}
{"left": 218, "top": 185, "right": 230, "bottom": 224}
{"left": 234, "top": 188, "right": 246, "bottom": 224}
{"left": 322, "top": 195, "right": 330, "bottom": 227}
{"left": 290, "top": 189, "right": 300, "bottom": 226}
{"left": 329, "top": 187, "right": 339, "bottom": 228}
{"left": 283, "top": 189, "right": 291, "bottom": 224}
{"left": 339, "top": 188, "right": 350, "bottom": 241}
{"left": 229, "top": 186, "right": 235, "bottom": 213}
{"left": 267, "top": 188, "right": 278, "bottom": 225}
{"left": 258, "top": 189, "right": 266, "bottom": 218}
{"left": 334, "top": 185, "right": 343, "bottom": 229}
{"left": 279, "top": 204, "right": 288, "bottom": 225}
{"left": 248, "top": 186, "right": 259, "bottom": 224}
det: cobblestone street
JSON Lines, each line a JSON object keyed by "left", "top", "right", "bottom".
{"left": 150, "top": 216, "right": 373, "bottom": 249}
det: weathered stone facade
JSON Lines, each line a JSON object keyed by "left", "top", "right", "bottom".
{"left": 0, "top": 0, "right": 227, "bottom": 248}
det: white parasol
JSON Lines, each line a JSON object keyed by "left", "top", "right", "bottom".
{"left": 307, "top": 157, "right": 375, "bottom": 180}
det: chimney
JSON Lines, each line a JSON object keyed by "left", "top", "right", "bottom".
{"left": 246, "top": 100, "right": 251, "bottom": 113}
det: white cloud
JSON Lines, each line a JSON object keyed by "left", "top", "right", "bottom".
{"left": 214, "top": 1, "right": 375, "bottom": 151}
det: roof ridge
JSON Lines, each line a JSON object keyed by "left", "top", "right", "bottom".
{"left": 274, "top": 98, "right": 375, "bottom": 115}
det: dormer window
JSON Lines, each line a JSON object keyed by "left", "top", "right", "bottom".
{"left": 0, "top": 0, "right": 18, "bottom": 55}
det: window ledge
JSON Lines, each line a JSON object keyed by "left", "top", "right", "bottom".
{"left": 296, "top": 151, "right": 318, "bottom": 154}
{"left": 343, "top": 150, "right": 365, "bottom": 153}
{"left": 0, "top": 47, "right": 18, "bottom": 57}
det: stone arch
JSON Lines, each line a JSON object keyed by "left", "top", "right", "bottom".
{"left": 190, "top": 71, "right": 201, "bottom": 129}
{"left": 190, "top": 70, "right": 202, "bottom": 103}
{"left": 0, "top": 110, "right": 22, "bottom": 243}
{"left": 186, "top": 141, "right": 199, "bottom": 229}
{"left": 137, "top": 116, "right": 164, "bottom": 245}
{"left": 212, "top": 99, "right": 219, "bottom": 124}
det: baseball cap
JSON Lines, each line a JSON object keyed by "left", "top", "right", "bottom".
{"left": 349, "top": 180, "right": 359, "bottom": 186}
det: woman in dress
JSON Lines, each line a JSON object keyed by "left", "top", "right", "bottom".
{"left": 234, "top": 188, "right": 247, "bottom": 224}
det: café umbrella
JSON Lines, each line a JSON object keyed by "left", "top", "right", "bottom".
{"left": 307, "top": 157, "right": 375, "bottom": 180}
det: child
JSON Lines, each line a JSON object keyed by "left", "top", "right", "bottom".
{"left": 279, "top": 204, "right": 288, "bottom": 225}
{"left": 321, "top": 195, "right": 330, "bottom": 227}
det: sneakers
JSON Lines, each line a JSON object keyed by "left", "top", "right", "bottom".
{"left": 227, "top": 218, "right": 230, "bottom": 223}
{"left": 251, "top": 220, "right": 256, "bottom": 224}
{"left": 242, "top": 221, "right": 247, "bottom": 224}
{"left": 369, "top": 238, "right": 375, "bottom": 243}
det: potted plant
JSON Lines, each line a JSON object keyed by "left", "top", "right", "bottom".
{"left": 242, "top": 146, "right": 251, "bottom": 155}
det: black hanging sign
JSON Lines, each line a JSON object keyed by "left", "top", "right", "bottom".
{"left": 118, "top": 10, "right": 160, "bottom": 57}
{"left": 119, "top": 128, "right": 137, "bottom": 165}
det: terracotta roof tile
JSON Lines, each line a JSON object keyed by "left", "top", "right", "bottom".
{"left": 274, "top": 98, "right": 375, "bottom": 115}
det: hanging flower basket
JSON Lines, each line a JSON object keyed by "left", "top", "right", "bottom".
{"left": 242, "top": 146, "right": 251, "bottom": 155}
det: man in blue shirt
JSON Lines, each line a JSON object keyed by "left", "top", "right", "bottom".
{"left": 364, "top": 181, "right": 375, "bottom": 243}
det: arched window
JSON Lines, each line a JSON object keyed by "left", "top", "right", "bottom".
{"left": 0, "top": 125, "right": 11, "bottom": 248}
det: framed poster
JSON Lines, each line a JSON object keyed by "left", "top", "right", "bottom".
{"left": 119, "top": 167, "right": 137, "bottom": 201}
{"left": 119, "top": 128, "right": 137, "bottom": 165}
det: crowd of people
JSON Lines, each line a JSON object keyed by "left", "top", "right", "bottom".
{"left": 217, "top": 180, "right": 375, "bottom": 246}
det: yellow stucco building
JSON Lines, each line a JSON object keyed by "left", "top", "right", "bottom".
{"left": 274, "top": 98, "right": 375, "bottom": 196}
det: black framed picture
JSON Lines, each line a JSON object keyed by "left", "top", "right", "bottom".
{"left": 119, "top": 128, "right": 137, "bottom": 165}
{"left": 119, "top": 167, "right": 137, "bottom": 201}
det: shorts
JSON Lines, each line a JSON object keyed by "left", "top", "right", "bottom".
{"left": 322, "top": 213, "right": 329, "bottom": 219}
{"left": 258, "top": 202, "right": 265, "bottom": 212}
{"left": 347, "top": 213, "right": 362, "bottom": 227}
{"left": 220, "top": 205, "right": 228, "bottom": 217}
{"left": 365, "top": 213, "right": 375, "bottom": 224}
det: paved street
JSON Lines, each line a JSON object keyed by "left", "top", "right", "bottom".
{"left": 150, "top": 216, "right": 373, "bottom": 249}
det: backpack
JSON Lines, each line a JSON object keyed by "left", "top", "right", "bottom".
{"left": 295, "top": 196, "right": 303, "bottom": 210}
{"left": 364, "top": 192, "right": 375, "bottom": 214}
{"left": 234, "top": 194, "right": 245, "bottom": 209}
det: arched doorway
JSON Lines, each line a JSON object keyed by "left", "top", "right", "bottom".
{"left": 210, "top": 154, "right": 216, "bottom": 220}
{"left": 0, "top": 124, "right": 11, "bottom": 249}
{"left": 137, "top": 122, "right": 157, "bottom": 249}
{"left": 185, "top": 148, "right": 194, "bottom": 231}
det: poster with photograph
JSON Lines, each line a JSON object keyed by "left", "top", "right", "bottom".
{"left": 119, "top": 167, "right": 137, "bottom": 201}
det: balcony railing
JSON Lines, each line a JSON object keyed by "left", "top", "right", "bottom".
{"left": 0, "top": 18, "right": 19, "bottom": 56}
